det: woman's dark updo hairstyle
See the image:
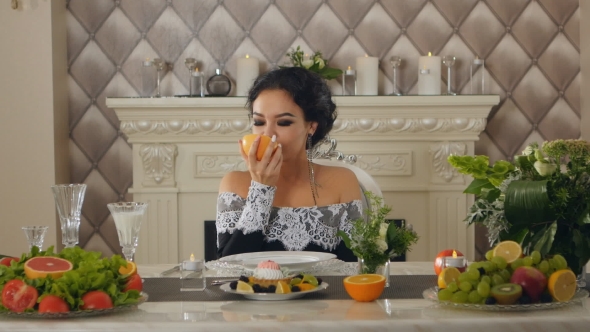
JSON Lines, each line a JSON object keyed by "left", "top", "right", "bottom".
{"left": 246, "top": 67, "right": 337, "bottom": 147}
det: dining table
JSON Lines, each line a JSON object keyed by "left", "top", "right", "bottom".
{"left": 1, "top": 261, "right": 589, "bottom": 332}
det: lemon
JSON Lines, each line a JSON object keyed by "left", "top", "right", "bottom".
{"left": 438, "top": 267, "right": 461, "bottom": 289}
{"left": 236, "top": 280, "right": 254, "bottom": 293}
{"left": 492, "top": 240, "right": 522, "bottom": 264}
{"left": 275, "top": 281, "right": 291, "bottom": 294}
{"left": 548, "top": 269, "right": 576, "bottom": 302}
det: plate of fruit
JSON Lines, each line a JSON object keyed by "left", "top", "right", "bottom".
{"left": 424, "top": 241, "right": 589, "bottom": 311}
{"left": 220, "top": 260, "right": 327, "bottom": 301}
{"left": 0, "top": 246, "right": 146, "bottom": 318}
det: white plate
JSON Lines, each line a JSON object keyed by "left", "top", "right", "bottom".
{"left": 220, "top": 282, "right": 328, "bottom": 301}
{"left": 219, "top": 251, "right": 336, "bottom": 271}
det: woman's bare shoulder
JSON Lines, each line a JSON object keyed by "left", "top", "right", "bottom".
{"left": 219, "top": 171, "right": 251, "bottom": 197}
{"left": 316, "top": 163, "right": 361, "bottom": 201}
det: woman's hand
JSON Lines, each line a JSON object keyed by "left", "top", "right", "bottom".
{"left": 239, "top": 135, "right": 282, "bottom": 187}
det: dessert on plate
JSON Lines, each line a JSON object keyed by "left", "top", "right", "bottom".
{"left": 251, "top": 260, "right": 291, "bottom": 287}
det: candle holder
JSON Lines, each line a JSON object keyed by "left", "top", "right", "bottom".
{"left": 470, "top": 56, "right": 486, "bottom": 94}
{"left": 143, "top": 58, "right": 166, "bottom": 98}
{"left": 341, "top": 66, "right": 356, "bottom": 95}
{"left": 184, "top": 58, "right": 197, "bottom": 97}
{"left": 191, "top": 68, "right": 205, "bottom": 97}
{"left": 180, "top": 254, "right": 206, "bottom": 292}
{"left": 442, "top": 255, "right": 467, "bottom": 272}
{"left": 389, "top": 56, "right": 402, "bottom": 96}
{"left": 442, "top": 55, "right": 456, "bottom": 96}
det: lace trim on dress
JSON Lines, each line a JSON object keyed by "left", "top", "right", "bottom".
{"left": 216, "top": 184, "right": 363, "bottom": 251}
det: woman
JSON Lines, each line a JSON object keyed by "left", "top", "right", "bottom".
{"left": 216, "top": 67, "right": 362, "bottom": 261}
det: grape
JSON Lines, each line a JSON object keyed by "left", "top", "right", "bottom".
{"left": 467, "top": 263, "right": 480, "bottom": 273}
{"left": 447, "top": 282, "right": 458, "bottom": 293}
{"left": 482, "top": 261, "right": 497, "bottom": 273}
{"left": 458, "top": 273, "right": 470, "bottom": 283}
{"left": 523, "top": 256, "right": 534, "bottom": 267}
{"left": 467, "top": 269, "right": 480, "bottom": 281}
{"left": 491, "top": 274, "right": 504, "bottom": 286}
{"left": 531, "top": 251, "right": 541, "bottom": 265}
{"left": 538, "top": 260, "right": 549, "bottom": 273}
{"left": 451, "top": 291, "right": 469, "bottom": 303}
{"left": 477, "top": 281, "right": 490, "bottom": 298}
{"left": 511, "top": 258, "right": 524, "bottom": 270}
{"left": 459, "top": 281, "right": 473, "bottom": 292}
{"left": 468, "top": 290, "right": 482, "bottom": 304}
{"left": 499, "top": 269, "right": 511, "bottom": 282}
{"left": 481, "top": 275, "right": 491, "bottom": 285}
{"left": 552, "top": 254, "right": 568, "bottom": 270}
{"left": 438, "top": 289, "right": 453, "bottom": 301}
{"left": 491, "top": 256, "right": 507, "bottom": 270}
{"left": 485, "top": 250, "right": 494, "bottom": 261}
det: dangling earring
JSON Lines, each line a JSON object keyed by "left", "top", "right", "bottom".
{"left": 307, "top": 133, "right": 319, "bottom": 205}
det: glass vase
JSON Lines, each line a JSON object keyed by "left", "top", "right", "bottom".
{"left": 577, "top": 266, "right": 587, "bottom": 288}
{"left": 358, "top": 258, "right": 390, "bottom": 287}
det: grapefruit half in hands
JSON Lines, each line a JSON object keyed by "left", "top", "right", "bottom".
{"left": 241, "top": 134, "right": 278, "bottom": 161}
{"left": 24, "top": 256, "right": 73, "bottom": 280}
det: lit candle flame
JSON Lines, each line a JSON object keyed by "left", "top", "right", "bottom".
{"left": 428, "top": 52, "right": 432, "bottom": 56}
{"left": 194, "top": 67, "right": 199, "bottom": 72}
{"left": 246, "top": 54, "right": 250, "bottom": 59}
{"left": 347, "top": 66, "right": 351, "bottom": 70}
{"left": 190, "top": 253, "right": 195, "bottom": 262}
{"left": 146, "top": 57, "right": 150, "bottom": 61}
{"left": 365, "top": 54, "right": 368, "bottom": 57}
{"left": 452, "top": 250, "right": 457, "bottom": 258}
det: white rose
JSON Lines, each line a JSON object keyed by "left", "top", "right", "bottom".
{"left": 379, "top": 223, "right": 388, "bottom": 238}
{"left": 534, "top": 160, "right": 557, "bottom": 176}
{"left": 315, "top": 58, "right": 325, "bottom": 69}
{"left": 376, "top": 239, "right": 388, "bottom": 253}
{"left": 302, "top": 59, "right": 314, "bottom": 69}
{"left": 522, "top": 146, "right": 534, "bottom": 156}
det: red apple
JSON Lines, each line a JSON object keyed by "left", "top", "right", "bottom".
{"left": 434, "top": 249, "right": 464, "bottom": 275}
{"left": 510, "top": 266, "right": 547, "bottom": 302}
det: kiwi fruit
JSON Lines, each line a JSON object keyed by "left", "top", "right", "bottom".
{"left": 490, "top": 283, "right": 523, "bottom": 305}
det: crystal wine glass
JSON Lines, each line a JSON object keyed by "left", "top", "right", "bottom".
{"left": 184, "top": 58, "right": 197, "bottom": 96}
{"left": 442, "top": 55, "right": 456, "bottom": 95}
{"left": 107, "top": 202, "right": 148, "bottom": 262}
{"left": 22, "top": 226, "right": 48, "bottom": 251}
{"left": 51, "top": 184, "right": 87, "bottom": 248}
{"left": 389, "top": 56, "right": 402, "bottom": 96}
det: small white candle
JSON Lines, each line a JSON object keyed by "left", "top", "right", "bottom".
{"left": 345, "top": 65, "right": 356, "bottom": 76}
{"left": 444, "top": 256, "right": 465, "bottom": 268}
{"left": 182, "top": 253, "right": 199, "bottom": 271}
{"left": 236, "top": 54, "right": 259, "bottom": 96}
{"left": 417, "top": 52, "right": 441, "bottom": 95}
{"left": 356, "top": 55, "right": 378, "bottom": 95}
{"left": 143, "top": 57, "right": 152, "bottom": 67}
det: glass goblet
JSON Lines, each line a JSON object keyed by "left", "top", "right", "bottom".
{"left": 389, "top": 56, "right": 402, "bottom": 96}
{"left": 51, "top": 184, "right": 87, "bottom": 248}
{"left": 184, "top": 58, "right": 197, "bottom": 96}
{"left": 107, "top": 202, "right": 148, "bottom": 262}
{"left": 22, "top": 226, "right": 48, "bottom": 251}
{"left": 152, "top": 58, "right": 166, "bottom": 98}
{"left": 442, "top": 55, "right": 456, "bottom": 95}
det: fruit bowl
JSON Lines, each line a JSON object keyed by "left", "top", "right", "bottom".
{"left": 423, "top": 287, "right": 588, "bottom": 311}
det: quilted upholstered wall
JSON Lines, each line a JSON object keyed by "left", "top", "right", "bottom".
{"left": 67, "top": 0, "right": 580, "bottom": 258}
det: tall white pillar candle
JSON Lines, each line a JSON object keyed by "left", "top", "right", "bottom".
{"left": 356, "top": 55, "right": 379, "bottom": 95}
{"left": 236, "top": 55, "right": 259, "bottom": 96}
{"left": 418, "top": 52, "right": 441, "bottom": 95}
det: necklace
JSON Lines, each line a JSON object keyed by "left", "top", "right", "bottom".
{"left": 307, "top": 160, "right": 320, "bottom": 206}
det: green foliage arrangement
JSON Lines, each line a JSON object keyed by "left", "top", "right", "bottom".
{"left": 448, "top": 139, "right": 590, "bottom": 275}
{"left": 284, "top": 46, "right": 342, "bottom": 80}
{"left": 338, "top": 192, "right": 419, "bottom": 274}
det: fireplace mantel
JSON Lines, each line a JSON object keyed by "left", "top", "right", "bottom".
{"left": 107, "top": 95, "right": 499, "bottom": 264}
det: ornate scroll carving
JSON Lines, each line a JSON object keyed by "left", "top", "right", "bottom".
{"left": 332, "top": 117, "right": 486, "bottom": 134}
{"left": 139, "top": 144, "right": 177, "bottom": 186}
{"left": 430, "top": 141, "right": 466, "bottom": 183}
{"left": 120, "top": 119, "right": 250, "bottom": 135}
{"left": 195, "top": 155, "right": 247, "bottom": 177}
{"left": 355, "top": 152, "right": 412, "bottom": 176}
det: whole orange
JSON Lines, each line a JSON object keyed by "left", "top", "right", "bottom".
{"left": 343, "top": 274, "right": 386, "bottom": 302}
{"left": 241, "top": 134, "right": 277, "bottom": 161}
{"left": 434, "top": 249, "right": 464, "bottom": 276}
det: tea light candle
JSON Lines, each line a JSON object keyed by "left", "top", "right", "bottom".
{"left": 183, "top": 253, "right": 199, "bottom": 271}
{"left": 356, "top": 54, "right": 378, "bottom": 95}
{"left": 143, "top": 57, "right": 152, "bottom": 67}
{"left": 236, "top": 55, "right": 259, "bottom": 96}
{"left": 417, "top": 52, "right": 441, "bottom": 95}
{"left": 443, "top": 251, "right": 466, "bottom": 271}
{"left": 345, "top": 65, "right": 356, "bottom": 76}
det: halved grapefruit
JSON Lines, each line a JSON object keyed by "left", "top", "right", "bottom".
{"left": 24, "top": 257, "right": 73, "bottom": 280}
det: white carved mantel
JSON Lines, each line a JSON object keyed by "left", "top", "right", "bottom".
{"left": 107, "top": 95, "right": 499, "bottom": 264}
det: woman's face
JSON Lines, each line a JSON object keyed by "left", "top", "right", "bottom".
{"left": 251, "top": 89, "right": 316, "bottom": 160}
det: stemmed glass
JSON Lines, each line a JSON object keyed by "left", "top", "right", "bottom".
{"left": 389, "top": 56, "right": 402, "bottom": 96}
{"left": 184, "top": 58, "right": 197, "bottom": 96}
{"left": 442, "top": 55, "right": 456, "bottom": 95}
{"left": 51, "top": 184, "right": 87, "bottom": 248}
{"left": 107, "top": 202, "right": 148, "bottom": 262}
{"left": 22, "top": 226, "right": 48, "bottom": 251}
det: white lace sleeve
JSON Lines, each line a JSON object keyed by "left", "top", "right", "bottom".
{"left": 339, "top": 200, "right": 363, "bottom": 238}
{"left": 216, "top": 180, "right": 276, "bottom": 238}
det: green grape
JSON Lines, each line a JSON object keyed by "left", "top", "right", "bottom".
{"left": 458, "top": 273, "right": 470, "bottom": 283}
{"left": 482, "top": 261, "right": 497, "bottom": 273}
{"left": 491, "top": 273, "right": 504, "bottom": 286}
{"left": 499, "top": 269, "right": 511, "bottom": 282}
{"left": 548, "top": 258, "right": 557, "bottom": 270}
{"left": 538, "top": 260, "right": 550, "bottom": 273}
{"left": 438, "top": 289, "right": 453, "bottom": 301}
{"left": 485, "top": 250, "right": 494, "bottom": 261}
{"left": 523, "top": 256, "right": 534, "bottom": 266}
{"left": 552, "top": 254, "right": 568, "bottom": 270}
{"left": 470, "top": 280, "right": 479, "bottom": 288}
{"left": 477, "top": 281, "right": 490, "bottom": 298}
{"left": 451, "top": 291, "right": 469, "bottom": 303}
{"left": 468, "top": 290, "right": 482, "bottom": 304}
{"left": 459, "top": 281, "right": 473, "bottom": 292}
{"left": 467, "top": 263, "right": 480, "bottom": 273}
{"left": 511, "top": 258, "right": 524, "bottom": 270}
{"left": 481, "top": 275, "right": 491, "bottom": 285}
{"left": 467, "top": 269, "right": 480, "bottom": 281}
{"left": 491, "top": 256, "right": 508, "bottom": 270}
{"left": 531, "top": 251, "right": 542, "bottom": 265}
{"left": 447, "top": 281, "right": 458, "bottom": 293}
